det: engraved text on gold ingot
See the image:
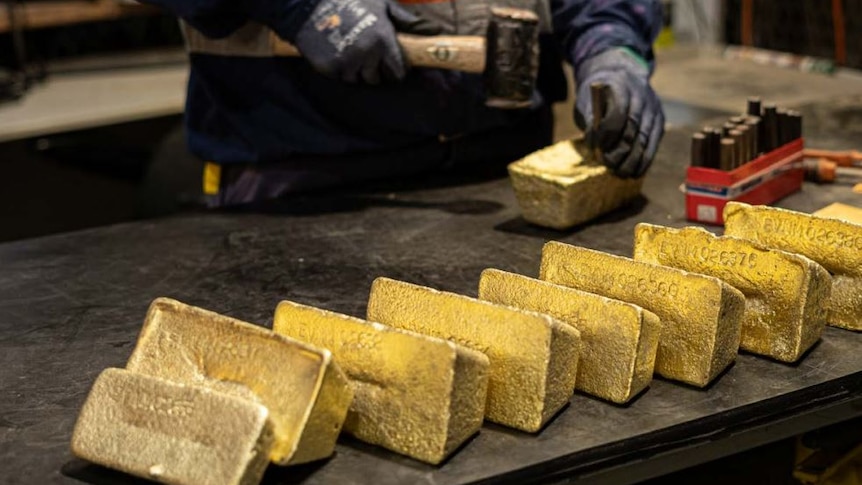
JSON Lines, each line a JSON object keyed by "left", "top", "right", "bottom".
{"left": 540, "top": 242, "right": 745, "bottom": 387}
{"left": 126, "top": 298, "right": 353, "bottom": 465}
{"left": 633, "top": 224, "right": 831, "bottom": 362}
{"left": 71, "top": 368, "right": 274, "bottom": 485}
{"left": 508, "top": 139, "right": 643, "bottom": 230}
{"left": 366, "top": 277, "right": 580, "bottom": 433}
{"left": 725, "top": 202, "right": 862, "bottom": 331}
{"left": 478, "top": 269, "right": 659, "bottom": 404}
{"left": 273, "top": 300, "right": 489, "bottom": 464}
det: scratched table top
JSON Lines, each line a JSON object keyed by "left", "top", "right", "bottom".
{"left": 2, "top": 108, "right": 862, "bottom": 485}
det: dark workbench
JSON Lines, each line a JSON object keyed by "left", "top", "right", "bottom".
{"left": 2, "top": 100, "right": 862, "bottom": 485}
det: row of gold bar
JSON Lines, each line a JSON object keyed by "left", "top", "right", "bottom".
{"left": 71, "top": 202, "right": 862, "bottom": 485}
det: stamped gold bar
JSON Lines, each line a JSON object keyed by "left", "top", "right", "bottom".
{"left": 272, "top": 301, "right": 489, "bottom": 465}
{"left": 71, "top": 368, "right": 273, "bottom": 485}
{"left": 508, "top": 139, "right": 643, "bottom": 229}
{"left": 725, "top": 202, "right": 862, "bottom": 331}
{"left": 126, "top": 298, "right": 353, "bottom": 465}
{"left": 366, "top": 277, "right": 580, "bottom": 433}
{"left": 478, "top": 269, "right": 659, "bottom": 404}
{"left": 541, "top": 242, "right": 745, "bottom": 387}
{"left": 633, "top": 224, "right": 831, "bottom": 362}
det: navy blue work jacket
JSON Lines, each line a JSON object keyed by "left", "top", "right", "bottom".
{"left": 144, "top": 0, "right": 661, "bottom": 164}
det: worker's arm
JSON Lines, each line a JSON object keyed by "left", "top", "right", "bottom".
{"left": 143, "top": 0, "right": 438, "bottom": 83}
{"left": 552, "top": 0, "right": 665, "bottom": 178}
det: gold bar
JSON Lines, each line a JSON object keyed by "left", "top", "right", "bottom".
{"left": 726, "top": 202, "right": 862, "bottom": 331}
{"left": 508, "top": 139, "right": 643, "bottom": 230}
{"left": 272, "top": 301, "right": 489, "bottom": 465}
{"left": 541, "top": 242, "right": 745, "bottom": 387}
{"left": 71, "top": 368, "right": 273, "bottom": 485}
{"left": 633, "top": 224, "right": 831, "bottom": 362}
{"left": 478, "top": 269, "right": 660, "bottom": 404}
{"left": 366, "top": 277, "right": 580, "bottom": 433}
{"left": 126, "top": 298, "right": 353, "bottom": 465}
{"left": 813, "top": 202, "right": 862, "bottom": 226}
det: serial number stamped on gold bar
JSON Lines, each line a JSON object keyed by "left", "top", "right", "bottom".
{"left": 158, "top": 331, "right": 259, "bottom": 363}
{"left": 339, "top": 332, "right": 383, "bottom": 352}
{"left": 391, "top": 318, "right": 492, "bottom": 355}
{"left": 598, "top": 269, "right": 680, "bottom": 297}
{"left": 657, "top": 241, "right": 759, "bottom": 269}
{"left": 761, "top": 217, "right": 862, "bottom": 250}
{"left": 123, "top": 393, "right": 195, "bottom": 419}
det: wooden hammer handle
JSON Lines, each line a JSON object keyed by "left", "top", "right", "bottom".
{"left": 803, "top": 148, "right": 862, "bottom": 167}
{"left": 272, "top": 34, "right": 486, "bottom": 74}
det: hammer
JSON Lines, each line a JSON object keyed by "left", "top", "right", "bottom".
{"left": 183, "top": 7, "right": 540, "bottom": 109}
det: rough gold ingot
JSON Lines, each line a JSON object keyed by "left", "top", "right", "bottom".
{"left": 634, "top": 224, "right": 831, "bottom": 362}
{"left": 508, "top": 138, "right": 643, "bottom": 229}
{"left": 478, "top": 269, "right": 660, "bottom": 404}
{"left": 272, "top": 301, "right": 489, "bottom": 464}
{"left": 71, "top": 368, "right": 273, "bottom": 485}
{"left": 541, "top": 242, "right": 745, "bottom": 387}
{"left": 126, "top": 298, "right": 353, "bottom": 465}
{"left": 813, "top": 202, "right": 862, "bottom": 226}
{"left": 366, "top": 277, "right": 580, "bottom": 433}
{"left": 725, "top": 202, "right": 862, "bottom": 331}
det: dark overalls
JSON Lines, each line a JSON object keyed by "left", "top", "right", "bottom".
{"left": 140, "top": 0, "right": 661, "bottom": 207}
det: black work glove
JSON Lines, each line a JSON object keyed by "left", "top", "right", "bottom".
{"left": 574, "top": 48, "right": 665, "bottom": 178}
{"left": 293, "top": 0, "right": 441, "bottom": 84}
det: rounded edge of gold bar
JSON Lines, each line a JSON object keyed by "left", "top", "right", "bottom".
{"left": 508, "top": 139, "right": 644, "bottom": 230}
{"left": 542, "top": 239, "right": 744, "bottom": 388}
{"left": 71, "top": 368, "right": 274, "bottom": 485}
{"left": 478, "top": 268, "right": 658, "bottom": 404}
{"left": 366, "top": 277, "right": 579, "bottom": 434}
{"left": 724, "top": 202, "right": 851, "bottom": 333}
{"left": 126, "top": 297, "right": 353, "bottom": 466}
{"left": 272, "top": 300, "right": 489, "bottom": 465}
{"left": 633, "top": 223, "right": 829, "bottom": 363}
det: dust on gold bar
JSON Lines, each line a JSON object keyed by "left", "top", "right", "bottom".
{"left": 508, "top": 139, "right": 643, "bottom": 230}
{"left": 541, "top": 242, "right": 745, "bottom": 387}
{"left": 725, "top": 202, "right": 862, "bottom": 331}
{"left": 273, "top": 301, "right": 489, "bottom": 464}
{"left": 366, "top": 277, "right": 580, "bottom": 433}
{"left": 71, "top": 368, "right": 273, "bottom": 485}
{"left": 126, "top": 298, "right": 353, "bottom": 465}
{"left": 634, "top": 224, "right": 831, "bottom": 362}
{"left": 478, "top": 269, "right": 659, "bottom": 404}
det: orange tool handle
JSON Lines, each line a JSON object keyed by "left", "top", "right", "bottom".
{"left": 803, "top": 148, "right": 862, "bottom": 167}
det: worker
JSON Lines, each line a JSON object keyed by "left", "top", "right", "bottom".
{"left": 139, "top": 0, "right": 665, "bottom": 209}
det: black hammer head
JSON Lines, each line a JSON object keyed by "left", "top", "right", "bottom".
{"left": 484, "top": 7, "right": 540, "bottom": 109}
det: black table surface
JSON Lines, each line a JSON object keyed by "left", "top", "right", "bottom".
{"left": 2, "top": 108, "right": 862, "bottom": 485}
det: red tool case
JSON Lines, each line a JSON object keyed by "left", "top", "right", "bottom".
{"left": 684, "top": 139, "right": 804, "bottom": 225}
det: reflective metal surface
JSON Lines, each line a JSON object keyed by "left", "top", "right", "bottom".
{"left": 366, "top": 277, "right": 579, "bottom": 433}
{"left": 71, "top": 368, "right": 273, "bottom": 485}
{"left": 634, "top": 224, "right": 831, "bottom": 363}
{"left": 125, "top": 298, "right": 353, "bottom": 465}
{"left": 541, "top": 242, "right": 745, "bottom": 387}
{"left": 478, "top": 269, "right": 659, "bottom": 404}
{"left": 508, "top": 139, "right": 643, "bottom": 229}
{"left": 273, "top": 300, "right": 489, "bottom": 464}
{"left": 725, "top": 202, "right": 862, "bottom": 331}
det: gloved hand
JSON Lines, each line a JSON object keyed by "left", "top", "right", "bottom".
{"left": 293, "top": 0, "right": 441, "bottom": 84}
{"left": 574, "top": 48, "right": 665, "bottom": 178}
